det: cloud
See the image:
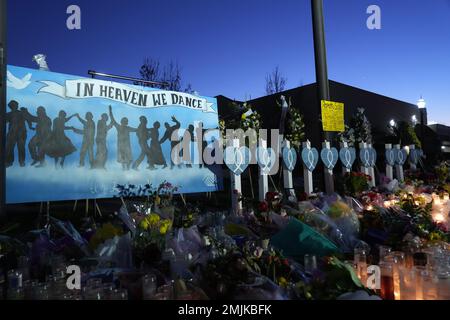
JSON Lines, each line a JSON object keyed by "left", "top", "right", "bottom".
{"left": 6, "top": 164, "right": 220, "bottom": 204}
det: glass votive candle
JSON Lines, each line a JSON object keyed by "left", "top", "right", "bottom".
{"left": 111, "top": 288, "right": 128, "bottom": 300}
{"left": 102, "top": 283, "right": 115, "bottom": 300}
{"left": 399, "top": 266, "right": 416, "bottom": 300}
{"left": 379, "top": 245, "right": 392, "bottom": 263}
{"left": 437, "top": 273, "right": 450, "bottom": 300}
{"left": 354, "top": 248, "right": 368, "bottom": 284}
{"left": 380, "top": 261, "right": 395, "bottom": 300}
{"left": 34, "top": 284, "right": 50, "bottom": 300}
{"left": 304, "top": 254, "right": 318, "bottom": 275}
{"left": 414, "top": 266, "right": 427, "bottom": 300}
{"left": 142, "top": 274, "right": 157, "bottom": 300}
{"left": 421, "top": 271, "right": 439, "bottom": 300}
{"left": 7, "top": 269, "right": 23, "bottom": 289}
{"left": 385, "top": 253, "right": 405, "bottom": 300}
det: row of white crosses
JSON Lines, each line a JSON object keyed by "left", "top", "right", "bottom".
{"left": 224, "top": 137, "right": 422, "bottom": 214}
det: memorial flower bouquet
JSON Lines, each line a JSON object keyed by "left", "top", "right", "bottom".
{"left": 154, "top": 181, "right": 179, "bottom": 220}
{"left": 285, "top": 106, "right": 305, "bottom": 151}
{"left": 135, "top": 213, "right": 172, "bottom": 248}
{"left": 291, "top": 256, "right": 367, "bottom": 300}
{"left": 115, "top": 183, "right": 155, "bottom": 216}
{"left": 435, "top": 162, "right": 449, "bottom": 184}
{"left": 133, "top": 212, "right": 173, "bottom": 267}
{"left": 342, "top": 172, "right": 371, "bottom": 197}
{"left": 240, "top": 103, "right": 262, "bottom": 146}
{"left": 88, "top": 222, "right": 124, "bottom": 251}
{"left": 243, "top": 245, "right": 294, "bottom": 288}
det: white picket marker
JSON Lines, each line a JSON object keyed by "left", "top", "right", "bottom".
{"left": 368, "top": 143, "right": 376, "bottom": 187}
{"left": 258, "top": 139, "right": 269, "bottom": 202}
{"left": 409, "top": 145, "right": 416, "bottom": 171}
{"left": 322, "top": 140, "right": 335, "bottom": 195}
{"left": 282, "top": 140, "right": 296, "bottom": 199}
{"left": 302, "top": 140, "right": 314, "bottom": 196}
{"left": 230, "top": 138, "right": 243, "bottom": 214}
{"left": 359, "top": 141, "right": 370, "bottom": 177}
{"left": 394, "top": 144, "right": 404, "bottom": 182}
{"left": 385, "top": 144, "right": 394, "bottom": 181}
{"left": 340, "top": 141, "right": 351, "bottom": 175}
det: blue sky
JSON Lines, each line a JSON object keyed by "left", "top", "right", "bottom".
{"left": 7, "top": 0, "right": 450, "bottom": 125}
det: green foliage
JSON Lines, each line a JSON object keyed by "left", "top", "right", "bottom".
{"left": 293, "top": 257, "right": 369, "bottom": 300}
{"left": 342, "top": 172, "right": 371, "bottom": 196}
{"left": 278, "top": 99, "right": 305, "bottom": 150}
{"left": 435, "top": 162, "right": 449, "bottom": 183}
{"left": 337, "top": 125, "right": 356, "bottom": 146}
{"left": 285, "top": 106, "right": 306, "bottom": 151}
{"left": 395, "top": 121, "right": 422, "bottom": 148}
{"left": 350, "top": 108, "right": 372, "bottom": 144}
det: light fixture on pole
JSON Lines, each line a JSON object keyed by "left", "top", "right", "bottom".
{"left": 417, "top": 96, "right": 427, "bottom": 147}
{"left": 417, "top": 97, "right": 426, "bottom": 109}
{"left": 411, "top": 115, "right": 418, "bottom": 126}
{"left": 389, "top": 119, "right": 396, "bottom": 128}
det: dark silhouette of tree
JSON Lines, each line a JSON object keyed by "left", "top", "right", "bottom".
{"left": 138, "top": 58, "right": 161, "bottom": 87}
{"left": 265, "top": 66, "right": 287, "bottom": 95}
{"left": 138, "top": 58, "right": 193, "bottom": 92}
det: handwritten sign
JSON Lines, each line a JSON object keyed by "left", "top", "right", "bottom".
{"left": 321, "top": 100, "right": 344, "bottom": 132}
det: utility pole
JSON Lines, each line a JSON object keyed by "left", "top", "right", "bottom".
{"left": 311, "top": 0, "right": 334, "bottom": 194}
{"left": 0, "top": 0, "right": 6, "bottom": 218}
{"left": 311, "top": 0, "right": 332, "bottom": 141}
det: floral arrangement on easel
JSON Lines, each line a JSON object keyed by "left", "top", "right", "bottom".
{"left": 282, "top": 97, "right": 306, "bottom": 151}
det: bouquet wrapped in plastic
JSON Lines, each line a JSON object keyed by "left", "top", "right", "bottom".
{"left": 285, "top": 195, "right": 361, "bottom": 253}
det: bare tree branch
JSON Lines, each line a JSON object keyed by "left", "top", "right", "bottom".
{"left": 138, "top": 58, "right": 189, "bottom": 92}
{"left": 266, "top": 66, "right": 287, "bottom": 95}
{"left": 265, "top": 66, "right": 287, "bottom": 95}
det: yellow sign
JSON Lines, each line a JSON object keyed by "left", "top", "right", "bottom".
{"left": 321, "top": 100, "right": 345, "bottom": 132}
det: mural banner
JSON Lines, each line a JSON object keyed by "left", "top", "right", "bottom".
{"left": 6, "top": 65, "right": 222, "bottom": 204}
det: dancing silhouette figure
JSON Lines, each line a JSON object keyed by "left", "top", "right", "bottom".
{"left": 72, "top": 112, "right": 96, "bottom": 168}
{"left": 22, "top": 106, "right": 52, "bottom": 167}
{"left": 160, "top": 116, "right": 181, "bottom": 169}
{"left": 43, "top": 110, "right": 77, "bottom": 169}
{"left": 5, "top": 100, "right": 31, "bottom": 167}
{"left": 94, "top": 113, "right": 114, "bottom": 169}
{"left": 132, "top": 116, "right": 151, "bottom": 170}
{"left": 109, "top": 106, "right": 137, "bottom": 170}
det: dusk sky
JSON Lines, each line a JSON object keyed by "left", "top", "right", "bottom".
{"left": 7, "top": 0, "right": 450, "bottom": 125}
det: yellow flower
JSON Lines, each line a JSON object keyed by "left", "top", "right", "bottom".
{"left": 241, "top": 113, "right": 247, "bottom": 120}
{"left": 159, "top": 225, "right": 169, "bottom": 235}
{"left": 278, "top": 277, "right": 288, "bottom": 288}
{"left": 139, "top": 219, "right": 149, "bottom": 230}
{"left": 147, "top": 213, "right": 160, "bottom": 226}
{"left": 89, "top": 223, "right": 123, "bottom": 250}
{"left": 159, "top": 219, "right": 172, "bottom": 234}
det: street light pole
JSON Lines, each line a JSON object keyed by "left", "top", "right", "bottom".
{"left": 311, "top": 0, "right": 334, "bottom": 194}
{"left": 417, "top": 97, "right": 426, "bottom": 148}
{"left": 0, "top": 0, "right": 6, "bottom": 218}
{"left": 311, "top": 0, "right": 332, "bottom": 143}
